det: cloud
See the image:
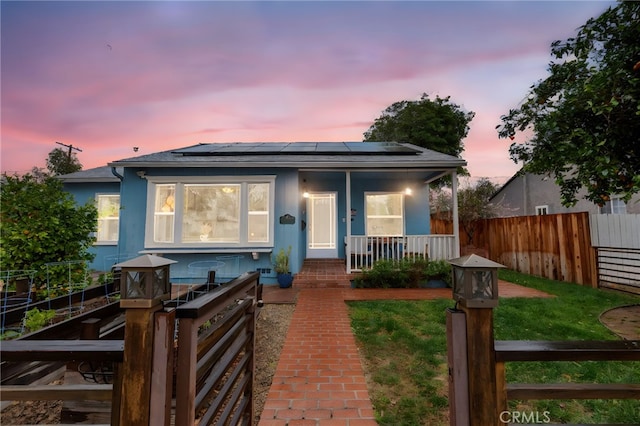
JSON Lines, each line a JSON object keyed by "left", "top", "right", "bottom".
{"left": 1, "top": 0, "right": 614, "bottom": 174}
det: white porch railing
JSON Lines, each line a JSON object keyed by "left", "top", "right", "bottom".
{"left": 347, "top": 235, "right": 456, "bottom": 272}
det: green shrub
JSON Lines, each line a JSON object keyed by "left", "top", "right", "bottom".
{"left": 354, "top": 257, "right": 451, "bottom": 288}
{"left": 0, "top": 173, "right": 97, "bottom": 283}
{"left": 24, "top": 308, "right": 56, "bottom": 332}
{"left": 424, "top": 259, "right": 452, "bottom": 287}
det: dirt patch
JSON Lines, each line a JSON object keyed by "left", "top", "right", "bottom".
{"left": 599, "top": 304, "right": 640, "bottom": 340}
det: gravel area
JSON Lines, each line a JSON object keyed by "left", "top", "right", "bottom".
{"left": 254, "top": 303, "right": 296, "bottom": 423}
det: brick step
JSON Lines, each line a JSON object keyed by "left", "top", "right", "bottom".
{"left": 294, "top": 258, "right": 358, "bottom": 288}
{"left": 293, "top": 273, "right": 355, "bottom": 288}
{"left": 292, "top": 278, "right": 352, "bottom": 289}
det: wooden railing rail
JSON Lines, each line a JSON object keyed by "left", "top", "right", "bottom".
{"left": 174, "top": 271, "right": 259, "bottom": 426}
{"left": 495, "top": 340, "right": 640, "bottom": 407}
{"left": 0, "top": 340, "right": 124, "bottom": 362}
{"left": 0, "top": 340, "right": 123, "bottom": 405}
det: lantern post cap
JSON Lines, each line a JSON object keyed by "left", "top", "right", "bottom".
{"left": 114, "top": 254, "right": 177, "bottom": 268}
{"left": 448, "top": 254, "right": 505, "bottom": 269}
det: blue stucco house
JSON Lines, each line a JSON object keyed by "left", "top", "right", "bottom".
{"left": 60, "top": 142, "right": 465, "bottom": 285}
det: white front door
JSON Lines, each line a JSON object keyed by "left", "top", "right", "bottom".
{"left": 306, "top": 192, "right": 338, "bottom": 258}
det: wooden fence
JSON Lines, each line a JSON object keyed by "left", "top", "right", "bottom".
{"left": 174, "top": 271, "right": 259, "bottom": 425}
{"left": 433, "top": 212, "right": 598, "bottom": 287}
{"left": 0, "top": 272, "right": 260, "bottom": 425}
{"left": 447, "top": 307, "right": 640, "bottom": 426}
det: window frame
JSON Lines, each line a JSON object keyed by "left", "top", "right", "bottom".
{"left": 364, "top": 192, "right": 405, "bottom": 237}
{"left": 95, "top": 193, "right": 120, "bottom": 245}
{"left": 144, "top": 176, "right": 276, "bottom": 248}
{"left": 600, "top": 196, "right": 627, "bottom": 214}
{"left": 535, "top": 205, "right": 549, "bottom": 216}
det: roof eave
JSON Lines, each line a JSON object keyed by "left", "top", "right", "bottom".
{"left": 108, "top": 160, "right": 466, "bottom": 169}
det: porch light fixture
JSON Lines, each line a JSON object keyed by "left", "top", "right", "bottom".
{"left": 302, "top": 189, "right": 310, "bottom": 198}
{"left": 448, "top": 254, "right": 504, "bottom": 308}
{"left": 115, "top": 254, "right": 177, "bottom": 308}
{"left": 404, "top": 186, "right": 413, "bottom": 196}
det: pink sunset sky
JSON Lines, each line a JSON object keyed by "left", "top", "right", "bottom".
{"left": 1, "top": 1, "right": 613, "bottom": 183}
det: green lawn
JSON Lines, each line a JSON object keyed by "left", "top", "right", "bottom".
{"left": 348, "top": 269, "right": 640, "bottom": 425}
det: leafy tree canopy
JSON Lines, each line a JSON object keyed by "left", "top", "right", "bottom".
{"left": 497, "top": 1, "right": 640, "bottom": 206}
{"left": 47, "top": 147, "right": 82, "bottom": 175}
{"left": 0, "top": 173, "right": 96, "bottom": 281}
{"left": 364, "top": 93, "right": 474, "bottom": 176}
{"left": 431, "top": 178, "right": 501, "bottom": 244}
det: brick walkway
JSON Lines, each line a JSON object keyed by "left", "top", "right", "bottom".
{"left": 259, "top": 289, "right": 377, "bottom": 426}
{"left": 258, "top": 281, "right": 552, "bottom": 425}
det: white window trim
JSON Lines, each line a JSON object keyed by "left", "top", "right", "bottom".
{"left": 535, "top": 205, "right": 549, "bottom": 216}
{"left": 364, "top": 191, "right": 405, "bottom": 237}
{"left": 601, "top": 196, "right": 627, "bottom": 215}
{"left": 144, "top": 176, "right": 276, "bottom": 249}
{"left": 95, "top": 193, "right": 120, "bottom": 246}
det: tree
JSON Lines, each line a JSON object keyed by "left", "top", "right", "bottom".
{"left": 457, "top": 179, "right": 501, "bottom": 245}
{"left": 497, "top": 1, "right": 640, "bottom": 206}
{"left": 364, "top": 93, "right": 474, "bottom": 176}
{"left": 47, "top": 147, "right": 82, "bottom": 175}
{"left": 431, "top": 178, "right": 501, "bottom": 244}
{"left": 0, "top": 173, "right": 97, "bottom": 282}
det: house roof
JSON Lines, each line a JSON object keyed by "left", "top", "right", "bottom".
{"left": 107, "top": 142, "right": 466, "bottom": 170}
{"left": 57, "top": 166, "right": 123, "bottom": 183}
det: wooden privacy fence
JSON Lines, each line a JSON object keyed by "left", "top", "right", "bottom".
{"left": 433, "top": 213, "right": 598, "bottom": 287}
{"left": 433, "top": 212, "right": 640, "bottom": 291}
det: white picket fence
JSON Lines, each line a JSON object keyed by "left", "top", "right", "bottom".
{"left": 590, "top": 214, "right": 640, "bottom": 293}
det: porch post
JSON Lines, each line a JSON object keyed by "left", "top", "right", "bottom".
{"left": 452, "top": 171, "right": 460, "bottom": 258}
{"left": 346, "top": 170, "right": 352, "bottom": 273}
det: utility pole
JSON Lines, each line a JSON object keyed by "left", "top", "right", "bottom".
{"left": 56, "top": 141, "right": 82, "bottom": 161}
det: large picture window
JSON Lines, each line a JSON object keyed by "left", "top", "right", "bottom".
{"left": 96, "top": 194, "right": 120, "bottom": 244}
{"left": 365, "top": 193, "right": 404, "bottom": 236}
{"left": 146, "top": 177, "right": 274, "bottom": 248}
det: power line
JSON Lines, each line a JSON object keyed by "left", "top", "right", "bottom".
{"left": 55, "top": 141, "right": 82, "bottom": 160}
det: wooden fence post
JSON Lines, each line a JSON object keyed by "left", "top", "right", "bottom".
{"left": 447, "top": 308, "right": 469, "bottom": 426}
{"left": 118, "top": 304, "right": 165, "bottom": 425}
{"left": 462, "top": 306, "right": 498, "bottom": 426}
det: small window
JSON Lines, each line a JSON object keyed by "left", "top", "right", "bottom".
{"left": 366, "top": 193, "right": 404, "bottom": 236}
{"left": 535, "top": 205, "right": 549, "bottom": 216}
{"left": 96, "top": 194, "right": 120, "bottom": 244}
{"left": 600, "top": 196, "right": 627, "bottom": 214}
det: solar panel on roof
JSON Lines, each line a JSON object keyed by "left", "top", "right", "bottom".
{"left": 173, "top": 142, "right": 420, "bottom": 156}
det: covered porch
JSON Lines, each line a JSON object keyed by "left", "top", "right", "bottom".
{"left": 300, "top": 166, "right": 462, "bottom": 274}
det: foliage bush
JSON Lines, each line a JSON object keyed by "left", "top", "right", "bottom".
{"left": 353, "top": 257, "right": 451, "bottom": 288}
{"left": 24, "top": 308, "right": 56, "bottom": 332}
{"left": 0, "top": 173, "right": 97, "bottom": 285}
{"left": 272, "top": 246, "right": 291, "bottom": 274}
